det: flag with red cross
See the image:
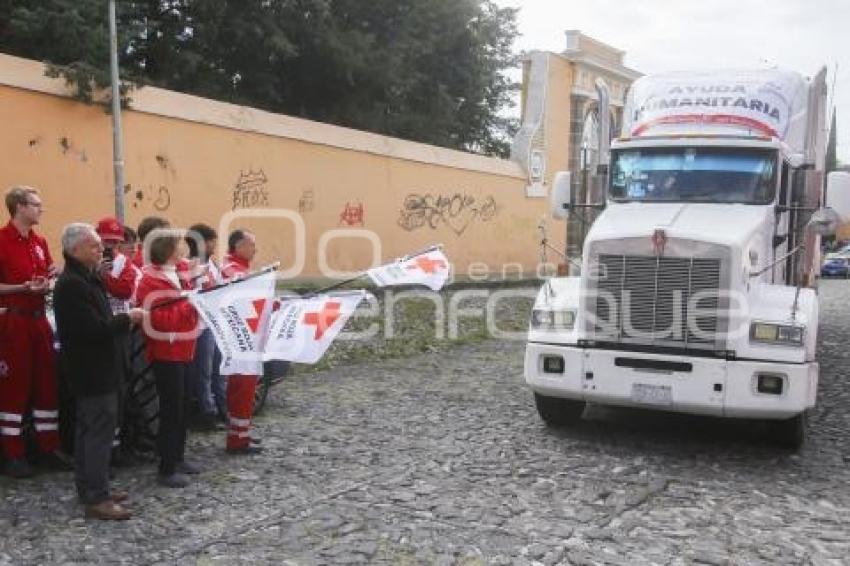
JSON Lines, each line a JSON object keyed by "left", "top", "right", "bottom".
{"left": 264, "top": 290, "right": 368, "bottom": 364}
{"left": 366, "top": 249, "right": 450, "bottom": 291}
{"left": 188, "top": 270, "right": 277, "bottom": 375}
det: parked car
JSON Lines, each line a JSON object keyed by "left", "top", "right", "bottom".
{"left": 821, "top": 254, "right": 850, "bottom": 277}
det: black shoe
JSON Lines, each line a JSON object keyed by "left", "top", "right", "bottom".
{"left": 157, "top": 472, "right": 191, "bottom": 488}
{"left": 226, "top": 445, "right": 264, "bottom": 456}
{"left": 249, "top": 437, "right": 262, "bottom": 445}
{"left": 4, "top": 458, "right": 35, "bottom": 479}
{"left": 35, "top": 450, "right": 74, "bottom": 471}
{"left": 176, "top": 460, "right": 201, "bottom": 475}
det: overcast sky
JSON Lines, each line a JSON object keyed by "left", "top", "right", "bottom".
{"left": 496, "top": 0, "right": 848, "bottom": 163}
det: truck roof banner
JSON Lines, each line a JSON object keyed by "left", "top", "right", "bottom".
{"left": 623, "top": 69, "right": 809, "bottom": 149}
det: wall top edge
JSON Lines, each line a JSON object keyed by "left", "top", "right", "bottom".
{"left": 0, "top": 52, "right": 524, "bottom": 179}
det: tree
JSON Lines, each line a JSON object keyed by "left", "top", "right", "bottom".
{"left": 0, "top": 0, "right": 519, "bottom": 156}
{"left": 0, "top": 0, "right": 113, "bottom": 102}
{"left": 274, "top": 0, "right": 520, "bottom": 155}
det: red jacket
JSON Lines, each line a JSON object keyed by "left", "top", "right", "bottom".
{"left": 135, "top": 264, "right": 199, "bottom": 362}
{"left": 131, "top": 246, "right": 144, "bottom": 269}
{"left": 0, "top": 221, "right": 54, "bottom": 311}
{"left": 102, "top": 251, "right": 142, "bottom": 310}
{"left": 221, "top": 254, "right": 250, "bottom": 281}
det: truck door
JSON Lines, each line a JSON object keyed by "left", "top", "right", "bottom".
{"left": 774, "top": 161, "right": 792, "bottom": 284}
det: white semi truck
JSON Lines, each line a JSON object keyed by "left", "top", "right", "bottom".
{"left": 525, "top": 68, "right": 850, "bottom": 447}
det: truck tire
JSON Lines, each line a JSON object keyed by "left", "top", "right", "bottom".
{"left": 534, "top": 393, "right": 586, "bottom": 426}
{"left": 254, "top": 360, "right": 290, "bottom": 416}
{"left": 771, "top": 412, "right": 806, "bottom": 449}
{"left": 123, "top": 330, "right": 159, "bottom": 453}
{"left": 253, "top": 372, "right": 271, "bottom": 416}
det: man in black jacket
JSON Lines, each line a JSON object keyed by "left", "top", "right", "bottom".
{"left": 53, "top": 223, "right": 145, "bottom": 521}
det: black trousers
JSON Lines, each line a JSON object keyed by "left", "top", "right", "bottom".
{"left": 151, "top": 361, "right": 190, "bottom": 475}
{"left": 75, "top": 393, "right": 118, "bottom": 504}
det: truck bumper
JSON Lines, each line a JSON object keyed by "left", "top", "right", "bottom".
{"left": 525, "top": 343, "right": 817, "bottom": 420}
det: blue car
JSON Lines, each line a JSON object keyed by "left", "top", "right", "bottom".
{"left": 821, "top": 256, "right": 850, "bottom": 277}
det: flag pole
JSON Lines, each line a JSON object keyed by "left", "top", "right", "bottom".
{"left": 398, "top": 243, "right": 443, "bottom": 261}
{"left": 149, "top": 262, "right": 280, "bottom": 310}
{"left": 301, "top": 244, "right": 444, "bottom": 298}
{"left": 196, "top": 262, "right": 280, "bottom": 296}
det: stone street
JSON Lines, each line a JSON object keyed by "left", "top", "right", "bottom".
{"left": 2, "top": 280, "right": 850, "bottom": 565}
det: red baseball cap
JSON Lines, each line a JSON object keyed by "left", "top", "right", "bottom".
{"left": 95, "top": 216, "right": 124, "bottom": 242}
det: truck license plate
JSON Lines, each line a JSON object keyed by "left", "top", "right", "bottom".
{"left": 631, "top": 383, "right": 672, "bottom": 405}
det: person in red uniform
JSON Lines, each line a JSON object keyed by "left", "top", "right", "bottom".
{"left": 220, "top": 229, "right": 263, "bottom": 455}
{"left": 135, "top": 229, "right": 201, "bottom": 487}
{"left": 95, "top": 217, "right": 142, "bottom": 464}
{"left": 97, "top": 217, "right": 141, "bottom": 313}
{"left": 0, "top": 186, "right": 71, "bottom": 477}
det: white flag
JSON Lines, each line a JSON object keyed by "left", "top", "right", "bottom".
{"left": 264, "top": 291, "right": 367, "bottom": 364}
{"left": 366, "top": 249, "right": 450, "bottom": 291}
{"left": 189, "top": 271, "right": 276, "bottom": 376}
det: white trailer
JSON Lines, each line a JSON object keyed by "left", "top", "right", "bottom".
{"left": 525, "top": 68, "right": 850, "bottom": 447}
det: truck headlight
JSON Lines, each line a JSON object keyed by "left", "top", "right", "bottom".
{"left": 531, "top": 309, "right": 576, "bottom": 330}
{"left": 750, "top": 322, "right": 804, "bottom": 346}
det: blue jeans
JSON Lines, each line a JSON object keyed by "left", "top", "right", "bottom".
{"left": 211, "top": 342, "right": 226, "bottom": 418}
{"left": 189, "top": 329, "right": 226, "bottom": 417}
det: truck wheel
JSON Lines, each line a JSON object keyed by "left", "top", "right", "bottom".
{"left": 123, "top": 330, "right": 159, "bottom": 453}
{"left": 254, "top": 360, "right": 290, "bottom": 416}
{"left": 771, "top": 412, "right": 806, "bottom": 449}
{"left": 253, "top": 372, "right": 271, "bottom": 416}
{"left": 534, "top": 393, "right": 585, "bottom": 426}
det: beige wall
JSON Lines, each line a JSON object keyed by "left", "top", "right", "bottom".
{"left": 0, "top": 54, "right": 559, "bottom": 280}
{"left": 543, "top": 54, "right": 574, "bottom": 183}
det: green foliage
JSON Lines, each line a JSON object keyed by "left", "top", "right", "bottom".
{"left": 0, "top": 0, "right": 519, "bottom": 156}
{"left": 0, "top": 0, "right": 111, "bottom": 101}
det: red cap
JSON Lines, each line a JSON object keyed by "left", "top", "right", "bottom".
{"left": 95, "top": 217, "right": 124, "bottom": 242}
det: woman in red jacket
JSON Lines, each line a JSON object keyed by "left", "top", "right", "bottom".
{"left": 135, "top": 231, "right": 200, "bottom": 488}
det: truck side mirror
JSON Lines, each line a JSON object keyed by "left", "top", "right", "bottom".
{"left": 826, "top": 171, "right": 850, "bottom": 222}
{"left": 807, "top": 208, "right": 840, "bottom": 236}
{"left": 550, "top": 171, "right": 572, "bottom": 219}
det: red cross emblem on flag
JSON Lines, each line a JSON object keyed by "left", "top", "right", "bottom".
{"left": 651, "top": 229, "right": 667, "bottom": 257}
{"left": 246, "top": 299, "right": 267, "bottom": 333}
{"left": 304, "top": 301, "right": 342, "bottom": 340}
{"left": 406, "top": 256, "right": 447, "bottom": 274}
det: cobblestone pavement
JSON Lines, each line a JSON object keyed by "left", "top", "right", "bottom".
{"left": 3, "top": 281, "right": 850, "bottom": 565}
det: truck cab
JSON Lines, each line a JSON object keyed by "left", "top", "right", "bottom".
{"left": 525, "top": 68, "right": 849, "bottom": 447}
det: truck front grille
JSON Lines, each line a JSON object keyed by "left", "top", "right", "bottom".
{"left": 591, "top": 254, "right": 722, "bottom": 349}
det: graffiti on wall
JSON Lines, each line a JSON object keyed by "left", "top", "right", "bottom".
{"left": 298, "top": 189, "right": 315, "bottom": 213}
{"left": 339, "top": 201, "right": 365, "bottom": 226}
{"left": 128, "top": 184, "right": 171, "bottom": 211}
{"left": 397, "top": 192, "right": 498, "bottom": 235}
{"left": 232, "top": 169, "right": 270, "bottom": 210}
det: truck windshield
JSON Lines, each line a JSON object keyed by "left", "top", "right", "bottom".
{"left": 610, "top": 147, "right": 777, "bottom": 204}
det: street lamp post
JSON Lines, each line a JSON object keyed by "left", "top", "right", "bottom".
{"left": 109, "top": 0, "right": 126, "bottom": 223}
